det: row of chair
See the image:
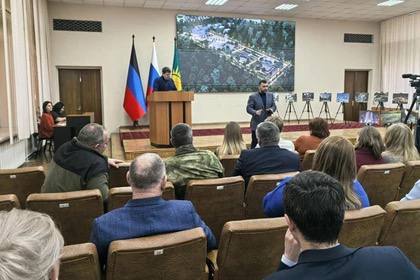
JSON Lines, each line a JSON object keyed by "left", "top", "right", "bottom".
{"left": 1, "top": 164, "right": 419, "bottom": 244}
{"left": 58, "top": 200, "right": 420, "bottom": 280}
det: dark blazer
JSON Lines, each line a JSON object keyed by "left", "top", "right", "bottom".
{"left": 247, "top": 92, "right": 277, "bottom": 130}
{"left": 90, "top": 196, "right": 217, "bottom": 266}
{"left": 232, "top": 146, "right": 300, "bottom": 187}
{"left": 264, "top": 245, "right": 420, "bottom": 280}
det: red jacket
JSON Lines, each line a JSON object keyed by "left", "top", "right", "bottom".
{"left": 39, "top": 113, "right": 54, "bottom": 138}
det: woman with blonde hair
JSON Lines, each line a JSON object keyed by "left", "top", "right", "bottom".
{"left": 0, "top": 209, "right": 64, "bottom": 280}
{"left": 216, "top": 121, "right": 247, "bottom": 157}
{"left": 355, "top": 125, "right": 386, "bottom": 170}
{"left": 382, "top": 123, "right": 420, "bottom": 163}
{"left": 264, "top": 136, "right": 369, "bottom": 217}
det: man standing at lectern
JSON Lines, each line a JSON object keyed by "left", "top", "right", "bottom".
{"left": 247, "top": 80, "right": 277, "bottom": 148}
{"left": 154, "top": 67, "right": 177, "bottom": 91}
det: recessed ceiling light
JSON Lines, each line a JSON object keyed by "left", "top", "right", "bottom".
{"left": 205, "top": 0, "right": 228, "bottom": 5}
{"left": 275, "top": 4, "right": 298, "bottom": 10}
{"left": 377, "top": 0, "right": 404, "bottom": 7}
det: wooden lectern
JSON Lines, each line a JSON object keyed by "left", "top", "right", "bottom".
{"left": 148, "top": 91, "right": 194, "bottom": 147}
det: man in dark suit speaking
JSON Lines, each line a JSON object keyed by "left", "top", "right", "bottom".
{"left": 247, "top": 80, "right": 277, "bottom": 148}
{"left": 264, "top": 171, "right": 419, "bottom": 280}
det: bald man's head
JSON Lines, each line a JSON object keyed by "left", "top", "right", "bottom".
{"left": 128, "top": 153, "right": 166, "bottom": 190}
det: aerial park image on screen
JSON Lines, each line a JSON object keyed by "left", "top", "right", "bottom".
{"left": 176, "top": 14, "right": 295, "bottom": 93}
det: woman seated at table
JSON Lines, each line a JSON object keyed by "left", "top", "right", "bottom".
{"left": 39, "top": 101, "right": 54, "bottom": 139}
{"left": 51, "top": 102, "right": 66, "bottom": 123}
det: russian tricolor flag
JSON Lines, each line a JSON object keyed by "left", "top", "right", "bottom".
{"left": 123, "top": 38, "right": 147, "bottom": 121}
{"left": 146, "top": 39, "right": 160, "bottom": 100}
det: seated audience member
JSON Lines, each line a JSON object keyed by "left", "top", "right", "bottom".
{"left": 232, "top": 121, "right": 300, "bottom": 187}
{"left": 355, "top": 125, "right": 386, "bottom": 170}
{"left": 0, "top": 209, "right": 64, "bottom": 280}
{"left": 215, "top": 121, "right": 247, "bottom": 157}
{"left": 255, "top": 116, "right": 295, "bottom": 152}
{"left": 39, "top": 101, "right": 55, "bottom": 139}
{"left": 42, "top": 123, "right": 123, "bottom": 200}
{"left": 264, "top": 136, "right": 369, "bottom": 217}
{"left": 401, "top": 179, "right": 420, "bottom": 201}
{"left": 51, "top": 101, "right": 66, "bottom": 123}
{"left": 264, "top": 171, "right": 419, "bottom": 280}
{"left": 293, "top": 117, "right": 330, "bottom": 158}
{"left": 91, "top": 153, "right": 216, "bottom": 267}
{"left": 165, "top": 123, "right": 224, "bottom": 199}
{"left": 153, "top": 66, "right": 177, "bottom": 91}
{"left": 382, "top": 123, "right": 420, "bottom": 163}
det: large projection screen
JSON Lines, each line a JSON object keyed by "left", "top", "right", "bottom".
{"left": 176, "top": 14, "right": 295, "bottom": 93}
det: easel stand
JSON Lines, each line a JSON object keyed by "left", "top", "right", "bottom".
{"left": 318, "top": 101, "right": 332, "bottom": 123}
{"left": 375, "top": 101, "right": 385, "bottom": 115}
{"left": 283, "top": 102, "right": 300, "bottom": 123}
{"left": 300, "top": 101, "right": 314, "bottom": 122}
{"left": 332, "top": 102, "right": 347, "bottom": 124}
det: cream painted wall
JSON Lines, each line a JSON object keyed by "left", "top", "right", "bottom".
{"left": 48, "top": 3, "right": 380, "bottom": 133}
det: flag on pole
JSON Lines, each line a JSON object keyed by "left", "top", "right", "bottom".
{"left": 146, "top": 37, "right": 160, "bottom": 100}
{"left": 172, "top": 38, "right": 183, "bottom": 91}
{"left": 123, "top": 35, "right": 147, "bottom": 121}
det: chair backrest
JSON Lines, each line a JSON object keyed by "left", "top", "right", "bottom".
{"left": 398, "top": 160, "right": 420, "bottom": 200}
{"left": 108, "top": 163, "right": 130, "bottom": 188}
{"left": 301, "top": 149, "right": 316, "bottom": 171}
{"left": 219, "top": 155, "right": 239, "bottom": 177}
{"left": 379, "top": 200, "right": 420, "bottom": 267}
{"left": 107, "top": 182, "right": 175, "bottom": 212}
{"left": 185, "top": 176, "right": 245, "bottom": 241}
{"left": 339, "top": 205, "right": 386, "bottom": 247}
{"left": 215, "top": 218, "right": 287, "bottom": 280}
{"left": 0, "top": 194, "right": 20, "bottom": 211}
{"left": 106, "top": 228, "right": 208, "bottom": 280}
{"left": 357, "top": 163, "right": 405, "bottom": 207}
{"left": 60, "top": 243, "right": 101, "bottom": 280}
{"left": 244, "top": 172, "right": 298, "bottom": 219}
{"left": 0, "top": 166, "right": 45, "bottom": 207}
{"left": 26, "top": 189, "right": 103, "bottom": 245}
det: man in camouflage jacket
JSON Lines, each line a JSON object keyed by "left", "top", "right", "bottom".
{"left": 165, "top": 123, "right": 224, "bottom": 199}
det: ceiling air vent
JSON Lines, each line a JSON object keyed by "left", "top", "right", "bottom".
{"left": 344, "top": 33, "right": 373, "bottom": 44}
{"left": 53, "top": 19, "right": 102, "bottom": 32}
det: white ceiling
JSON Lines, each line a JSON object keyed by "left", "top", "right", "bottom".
{"left": 48, "top": 0, "right": 420, "bottom": 22}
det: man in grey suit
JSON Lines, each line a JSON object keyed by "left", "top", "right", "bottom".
{"left": 247, "top": 80, "right": 277, "bottom": 148}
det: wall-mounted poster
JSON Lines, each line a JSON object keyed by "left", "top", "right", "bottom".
{"left": 176, "top": 14, "right": 295, "bottom": 93}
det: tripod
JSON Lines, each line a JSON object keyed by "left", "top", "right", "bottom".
{"left": 300, "top": 100, "right": 314, "bottom": 122}
{"left": 283, "top": 101, "right": 299, "bottom": 123}
{"left": 318, "top": 101, "right": 332, "bottom": 122}
{"left": 332, "top": 102, "right": 347, "bottom": 124}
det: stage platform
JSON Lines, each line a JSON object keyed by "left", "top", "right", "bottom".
{"left": 111, "top": 121, "right": 385, "bottom": 160}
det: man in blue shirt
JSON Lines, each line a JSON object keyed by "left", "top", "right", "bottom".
{"left": 154, "top": 66, "right": 177, "bottom": 91}
{"left": 90, "top": 153, "right": 216, "bottom": 268}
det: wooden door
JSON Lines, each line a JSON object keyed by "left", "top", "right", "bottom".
{"left": 58, "top": 68, "right": 102, "bottom": 124}
{"left": 344, "top": 71, "right": 368, "bottom": 122}
{"left": 80, "top": 70, "right": 102, "bottom": 124}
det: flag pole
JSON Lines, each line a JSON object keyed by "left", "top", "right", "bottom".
{"left": 132, "top": 34, "right": 139, "bottom": 127}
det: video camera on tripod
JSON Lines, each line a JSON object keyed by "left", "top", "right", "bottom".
{"left": 402, "top": 74, "right": 420, "bottom": 152}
